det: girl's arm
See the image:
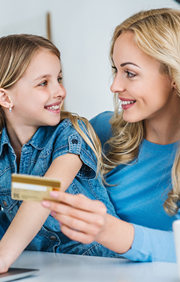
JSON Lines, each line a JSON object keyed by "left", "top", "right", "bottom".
{"left": 0, "top": 153, "right": 82, "bottom": 273}
{"left": 42, "top": 191, "right": 176, "bottom": 262}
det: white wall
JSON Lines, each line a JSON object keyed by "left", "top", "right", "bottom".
{"left": 0, "top": 0, "right": 179, "bottom": 119}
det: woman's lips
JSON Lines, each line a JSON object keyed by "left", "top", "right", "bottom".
{"left": 119, "top": 98, "right": 136, "bottom": 110}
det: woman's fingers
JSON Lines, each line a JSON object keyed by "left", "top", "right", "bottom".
{"left": 54, "top": 213, "right": 102, "bottom": 235}
{"left": 60, "top": 224, "right": 97, "bottom": 244}
{"left": 41, "top": 191, "right": 108, "bottom": 242}
{"left": 52, "top": 209, "right": 105, "bottom": 231}
{"left": 42, "top": 191, "right": 107, "bottom": 215}
{"left": 42, "top": 198, "right": 106, "bottom": 225}
{"left": 51, "top": 191, "right": 106, "bottom": 213}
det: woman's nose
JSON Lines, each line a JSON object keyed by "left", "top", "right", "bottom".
{"left": 110, "top": 74, "right": 125, "bottom": 94}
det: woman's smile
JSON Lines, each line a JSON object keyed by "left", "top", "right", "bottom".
{"left": 111, "top": 31, "right": 177, "bottom": 124}
{"left": 119, "top": 98, "right": 136, "bottom": 110}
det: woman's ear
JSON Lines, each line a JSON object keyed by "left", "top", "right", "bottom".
{"left": 0, "top": 89, "right": 13, "bottom": 109}
{"left": 172, "top": 80, "right": 177, "bottom": 90}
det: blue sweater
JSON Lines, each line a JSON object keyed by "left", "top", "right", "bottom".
{"left": 90, "top": 111, "right": 179, "bottom": 262}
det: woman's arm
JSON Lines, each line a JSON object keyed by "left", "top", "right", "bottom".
{"left": 0, "top": 153, "right": 82, "bottom": 273}
{"left": 42, "top": 191, "right": 176, "bottom": 263}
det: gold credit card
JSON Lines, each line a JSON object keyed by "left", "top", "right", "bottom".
{"left": 11, "top": 174, "right": 61, "bottom": 202}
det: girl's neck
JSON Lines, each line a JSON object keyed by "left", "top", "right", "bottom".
{"left": 6, "top": 123, "right": 38, "bottom": 173}
{"left": 6, "top": 122, "right": 38, "bottom": 152}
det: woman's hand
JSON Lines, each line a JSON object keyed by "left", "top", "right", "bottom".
{"left": 41, "top": 191, "right": 108, "bottom": 244}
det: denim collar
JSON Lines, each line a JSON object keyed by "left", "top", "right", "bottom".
{"left": 0, "top": 125, "right": 57, "bottom": 156}
{"left": 27, "top": 126, "right": 56, "bottom": 150}
{"left": 0, "top": 126, "right": 14, "bottom": 156}
{"left": 0, "top": 120, "right": 70, "bottom": 157}
{"left": 30, "top": 119, "right": 71, "bottom": 149}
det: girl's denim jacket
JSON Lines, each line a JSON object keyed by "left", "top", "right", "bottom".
{"left": 0, "top": 119, "right": 120, "bottom": 258}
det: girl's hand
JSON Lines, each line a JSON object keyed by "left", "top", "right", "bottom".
{"left": 0, "top": 257, "right": 9, "bottom": 273}
{"left": 41, "top": 191, "right": 107, "bottom": 244}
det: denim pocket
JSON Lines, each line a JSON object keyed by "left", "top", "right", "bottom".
{"left": 26, "top": 225, "right": 61, "bottom": 252}
{"left": 0, "top": 191, "right": 20, "bottom": 222}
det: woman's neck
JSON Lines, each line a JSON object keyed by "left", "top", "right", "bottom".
{"left": 144, "top": 90, "right": 180, "bottom": 145}
{"left": 144, "top": 116, "right": 180, "bottom": 145}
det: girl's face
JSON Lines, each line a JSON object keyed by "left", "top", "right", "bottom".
{"left": 111, "top": 31, "right": 177, "bottom": 124}
{"left": 7, "top": 49, "right": 66, "bottom": 130}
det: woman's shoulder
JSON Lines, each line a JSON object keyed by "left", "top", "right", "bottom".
{"left": 90, "top": 111, "right": 113, "bottom": 147}
{"left": 90, "top": 111, "right": 113, "bottom": 128}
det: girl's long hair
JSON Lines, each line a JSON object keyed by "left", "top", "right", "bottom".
{"left": 0, "top": 34, "right": 103, "bottom": 179}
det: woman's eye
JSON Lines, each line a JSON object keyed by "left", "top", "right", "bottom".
{"left": 111, "top": 66, "right": 117, "bottom": 73}
{"left": 58, "top": 77, "right": 63, "bottom": 83}
{"left": 39, "top": 80, "right": 47, "bottom": 86}
{"left": 125, "top": 71, "right": 136, "bottom": 78}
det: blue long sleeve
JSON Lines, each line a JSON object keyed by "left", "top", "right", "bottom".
{"left": 123, "top": 224, "right": 176, "bottom": 262}
{"left": 90, "top": 111, "right": 178, "bottom": 262}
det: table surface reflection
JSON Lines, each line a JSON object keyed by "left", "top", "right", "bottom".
{"left": 11, "top": 251, "right": 179, "bottom": 282}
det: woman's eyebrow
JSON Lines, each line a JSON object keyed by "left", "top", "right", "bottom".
{"left": 120, "top": 62, "right": 141, "bottom": 68}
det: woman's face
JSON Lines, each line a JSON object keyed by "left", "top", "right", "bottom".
{"left": 111, "top": 31, "right": 177, "bottom": 124}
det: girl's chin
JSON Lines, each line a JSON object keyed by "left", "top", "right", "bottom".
{"left": 47, "top": 119, "right": 61, "bottom": 126}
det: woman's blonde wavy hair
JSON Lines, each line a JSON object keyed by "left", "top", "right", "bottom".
{"left": 0, "top": 34, "right": 103, "bottom": 178}
{"left": 105, "top": 8, "right": 180, "bottom": 215}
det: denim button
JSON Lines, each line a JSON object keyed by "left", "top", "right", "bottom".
{"left": 49, "top": 235, "right": 57, "bottom": 241}
{"left": 72, "top": 139, "right": 78, "bottom": 144}
{"left": 2, "top": 200, "right": 7, "bottom": 207}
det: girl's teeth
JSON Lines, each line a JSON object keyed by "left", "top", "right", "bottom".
{"left": 121, "top": 101, "right": 135, "bottom": 105}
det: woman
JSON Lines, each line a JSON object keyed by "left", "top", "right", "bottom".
{"left": 42, "top": 8, "right": 180, "bottom": 262}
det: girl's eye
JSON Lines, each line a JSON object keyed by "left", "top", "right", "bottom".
{"left": 111, "top": 66, "right": 117, "bottom": 73}
{"left": 39, "top": 80, "right": 47, "bottom": 86}
{"left": 58, "top": 77, "right": 63, "bottom": 83}
{"left": 125, "top": 71, "right": 136, "bottom": 78}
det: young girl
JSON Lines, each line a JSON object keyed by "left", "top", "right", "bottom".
{"left": 0, "top": 34, "right": 120, "bottom": 273}
{"left": 42, "top": 8, "right": 180, "bottom": 263}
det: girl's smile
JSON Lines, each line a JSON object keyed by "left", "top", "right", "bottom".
{"left": 5, "top": 49, "right": 66, "bottom": 143}
{"left": 44, "top": 101, "right": 62, "bottom": 113}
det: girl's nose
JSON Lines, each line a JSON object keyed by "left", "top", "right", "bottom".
{"left": 54, "top": 83, "right": 66, "bottom": 99}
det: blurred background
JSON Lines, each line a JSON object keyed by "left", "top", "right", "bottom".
{"left": 0, "top": 0, "right": 179, "bottom": 119}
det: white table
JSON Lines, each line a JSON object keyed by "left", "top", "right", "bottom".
{"left": 11, "top": 251, "right": 179, "bottom": 282}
